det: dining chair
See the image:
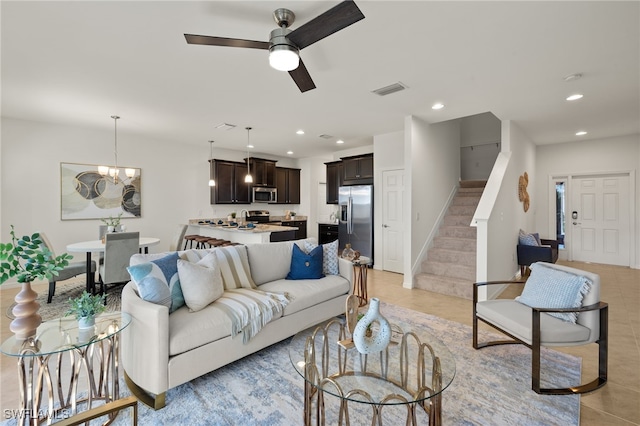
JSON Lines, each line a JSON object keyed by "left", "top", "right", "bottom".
{"left": 170, "top": 224, "right": 188, "bottom": 252}
{"left": 39, "top": 232, "right": 97, "bottom": 303}
{"left": 99, "top": 232, "right": 140, "bottom": 295}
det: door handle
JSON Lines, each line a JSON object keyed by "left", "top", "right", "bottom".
{"left": 573, "top": 222, "right": 581, "bottom": 225}
{"left": 382, "top": 224, "right": 389, "bottom": 228}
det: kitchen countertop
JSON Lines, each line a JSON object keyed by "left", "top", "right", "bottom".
{"left": 191, "top": 223, "right": 298, "bottom": 234}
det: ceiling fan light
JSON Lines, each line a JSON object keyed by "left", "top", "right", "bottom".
{"left": 269, "top": 46, "right": 299, "bottom": 71}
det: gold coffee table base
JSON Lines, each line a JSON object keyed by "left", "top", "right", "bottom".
{"left": 301, "top": 319, "right": 444, "bottom": 426}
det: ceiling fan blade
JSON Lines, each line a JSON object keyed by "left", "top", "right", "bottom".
{"left": 287, "top": 0, "right": 365, "bottom": 50}
{"left": 184, "top": 34, "right": 269, "bottom": 50}
{"left": 289, "top": 59, "right": 316, "bottom": 93}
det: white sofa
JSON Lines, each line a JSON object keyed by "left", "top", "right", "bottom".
{"left": 121, "top": 239, "right": 353, "bottom": 409}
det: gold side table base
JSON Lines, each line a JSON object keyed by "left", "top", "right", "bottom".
{"left": 302, "top": 320, "right": 443, "bottom": 426}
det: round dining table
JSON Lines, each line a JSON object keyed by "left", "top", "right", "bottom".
{"left": 66, "top": 237, "right": 160, "bottom": 293}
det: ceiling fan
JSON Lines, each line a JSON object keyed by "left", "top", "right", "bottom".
{"left": 184, "top": 0, "right": 365, "bottom": 93}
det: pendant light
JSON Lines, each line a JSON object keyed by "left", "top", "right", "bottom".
{"left": 208, "top": 141, "right": 216, "bottom": 187}
{"left": 99, "top": 115, "right": 121, "bottom": 184}
{"left": 244, "top": 127, "right": 253, "bottom": 183}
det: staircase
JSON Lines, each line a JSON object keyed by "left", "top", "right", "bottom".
{"left": 414, "top": 180, "right": 486, "bottom": 300}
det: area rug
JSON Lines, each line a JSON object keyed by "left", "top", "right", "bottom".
{"left": 0, "top": 302, "right": 580, "bottom": 425}
{"left": 101, "top": 302, "right": 579, "bottom": 426}
{"left": 5, "top": 280, "right": 121, "bottom": 322}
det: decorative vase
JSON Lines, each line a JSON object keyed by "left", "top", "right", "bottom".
{"left": 353, "top": 298, "right": 391, "bottom": 354}
{"left": 78, "top": 316, "right": 96, "bottom": 329}
{"left": 10, "top": 282, "right": 42, "bottom": 340}
{"left": 107, "top": 225, "right": 115, "bottom": 233}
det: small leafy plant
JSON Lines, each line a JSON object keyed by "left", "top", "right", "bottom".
{"left": 0, "top": 226, "right": 72, "bottom": 284}
{"left": 100, "top": 213, "right": 122, "bottom": 227}
{"left": 65, "top": 291, "right": 106, "bottom": 320}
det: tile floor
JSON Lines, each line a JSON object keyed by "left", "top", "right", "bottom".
{"left": 1, "top": 260, "right": 638, "bottom": 424}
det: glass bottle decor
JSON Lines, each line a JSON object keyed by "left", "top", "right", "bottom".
{"left": 352, "top": 298, "right": 391, "bottom": 354}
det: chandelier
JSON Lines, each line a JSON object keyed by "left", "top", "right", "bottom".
{"left": 98, "top": 115, "right": 135, "bottom": 184}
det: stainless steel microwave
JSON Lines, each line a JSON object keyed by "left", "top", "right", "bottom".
{"left": 253, "top": 187, "right": 277, "bottom": 203}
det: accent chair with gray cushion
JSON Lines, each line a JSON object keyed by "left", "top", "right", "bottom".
{"left": 473, "top": 262, "right": 608, "bottom": 395}
{"left": 39, "top": 232, "right": 96, "bottom": 303}
{"left": 516, "top": 229, "right": 559, "bottom": 276}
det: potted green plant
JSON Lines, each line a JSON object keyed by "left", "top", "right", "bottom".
{"left": 0, "top": 226, "right": 72, "bottom": 339}
{"left": 101, "top": 213, "right": 122, "bottom": 233}
{"left": 65, "top": 291, "right": 107, "bottom": 329}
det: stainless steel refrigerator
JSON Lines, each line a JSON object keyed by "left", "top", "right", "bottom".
{"left": 339, "top": 185, "right": 373, "bottom": 262}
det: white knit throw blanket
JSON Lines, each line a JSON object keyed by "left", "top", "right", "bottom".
{"left": 215, "top": 288, "right": 291, "bottom": 344}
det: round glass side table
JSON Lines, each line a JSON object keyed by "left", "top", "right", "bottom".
{"left": 1, "top": 312, "right": 131, "bottom": 426}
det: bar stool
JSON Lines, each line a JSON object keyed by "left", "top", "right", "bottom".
{"left": 207, "top": 238, "right": 225, "bottom": 247}
{"left": 183, "top": 235, "right": 199, "bottom": 250}
{"left": 194, "top": 236, "right": 211, "bottom": 249}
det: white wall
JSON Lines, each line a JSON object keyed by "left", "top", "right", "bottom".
{"left": 0, "top": 117, "right": 309, "bottom": 265}
{"left": 405, "top": 116, "right": 461, "bottom": 286}
{"left": 373, "top": 130, "right": 404, "bottom": 270}
{"left": 460, "top": 112, "right": 501, "bottom": 181}
{"left": 534, "top": 133, "right": 640, "bottom": 268}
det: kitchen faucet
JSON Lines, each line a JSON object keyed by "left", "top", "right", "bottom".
{"left": 239, "top": 209, "right": 249, "bottom": 223}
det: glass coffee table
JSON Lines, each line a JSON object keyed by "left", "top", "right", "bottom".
{"left": 289, "top": 318, "right": 456, "bottom": 426}
{"left": 1, "top": 312, "right": 131, "bottom": 426}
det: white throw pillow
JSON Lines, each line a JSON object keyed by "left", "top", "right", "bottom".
{"left": 177, "top": 255, "right": 224, "bottom": 312}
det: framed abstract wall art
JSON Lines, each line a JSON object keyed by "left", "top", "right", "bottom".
{"left": 60, "top": 162, "right": 141, "bottom": 220}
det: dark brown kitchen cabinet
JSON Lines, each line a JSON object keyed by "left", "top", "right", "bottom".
{"left": 282, "top": 220, "right": 307, "bottom": 240}
{"left": 211, "top": 159, "right": 251, "bottom": 204}
{"left": 318, "top": 224, "right": 338, "bottom": 244}
{"left": 247, "top": 157, "right": 277, "bottom": 187}
{"left": 274, "top": 167, "right": 300, "bottom": 204}
{"left": 342, "top": 153, "right": 373, "bottom": 185}
{"left": 325, "top": 160, "right": 343, "bottom": 204}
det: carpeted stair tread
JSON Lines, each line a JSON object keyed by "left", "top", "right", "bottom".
{"left": 444, "top": 215, "right": 474, "bottom": 227}
{"left": 421, "top": 260, "right": 476, "bottom": 281}
{"left": 433, "top": 236, "right": 476, "bottom": 252}
{"left": 414, "top": 273, "right": 473, "bottom": 299}
{"left": 459, "top": 180, "right": 487, "bottom": 188}
{"left": 426, "top": 247, "right": 476, "bottom": 266}
{"left": 439, "top": 225, "right": 477, "bottom": 239}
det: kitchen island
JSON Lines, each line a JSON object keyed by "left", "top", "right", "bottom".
{"left": 187, "top": 222, "right": 299, "bottom": 244}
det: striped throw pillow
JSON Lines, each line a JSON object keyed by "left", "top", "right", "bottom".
{"left": 211, "top": 246, "right": 257, "bottom": 290}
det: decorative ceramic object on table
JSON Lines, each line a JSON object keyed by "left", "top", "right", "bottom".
{"left": 352, "top": 297, "right": 391, "bottom": 354}
{"left": 0, "top": 226, "right": 72, "bottom": 340}
{"left": 65, "top": 290, "right": 106, "bottom": 329}
{"left": 341, "top": 243, "right": 355, "bottom": 260}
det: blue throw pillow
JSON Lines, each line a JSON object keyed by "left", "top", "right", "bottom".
{"left": 127, "top": 252, "right": 185, "bottom": 313}
{"left": 516, "top": 262, "right": 591, "bottom": 323}
{"left": 286, "top": 244, "right": 325, "bottom": 280}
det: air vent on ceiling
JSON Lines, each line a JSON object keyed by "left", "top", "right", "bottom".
{"left": 318, "top": 134, "right": 333, "bottom": 139}
{"left": 214, "top": 123, "right": 236, "bottom": 130}
{"left": 371, "top": 82, "right": 407, "bottom": 96}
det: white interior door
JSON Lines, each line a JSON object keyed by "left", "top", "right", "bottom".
{"left": 382, "top": 169, "right": 404, "bottom": 273}
{"left": 570, "top": 174, "right": 630, "bottom": 266}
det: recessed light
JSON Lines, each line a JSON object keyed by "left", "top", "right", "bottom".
{"left": 336, "top": 140, "right": 344, "bottom": 144}
{"left": 296, "top": 130, "right": 304, "bottom": 135}
{"left": 575, "top": 131, "right": 587, "bottom": 136}
{"left": 287, "top": 151, "right": 293, "bottom": 155}
{"left": 432, "top": 103, "right": 445, "bottom": 110}
{"left": 566, "top": 94, "right": 583, "bottom": 101}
